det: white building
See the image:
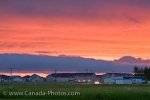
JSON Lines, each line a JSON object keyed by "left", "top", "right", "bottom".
{"left": 115, "top": 79, "right": 132, "bottom": 84}
{"left": 102, "top": 73, "right": 133, "bottom": 84}
{"left": 130, "top": 77, "right": 145, "bottom": 84}
{"left": 104, "top": 78, "right": 115, "bottom": 84}
{"left": 103, "top": 76, "right": 145, "bottom": 84}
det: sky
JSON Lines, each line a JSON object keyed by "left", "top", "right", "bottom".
{"left": 0, "top": 0, "right": 150, "bottom": 60}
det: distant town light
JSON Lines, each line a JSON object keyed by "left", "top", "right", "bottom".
{"left": 95, "top": 81, "right": 100, "bottom": 84}
{"left": 83, "top": 80, "right": 86, "bottom": 82}
{"left": 77, "top": 80, "right": 81, "bottom": 82}
{"left": 88, "top": 80, "right": 91, "bottom": 82}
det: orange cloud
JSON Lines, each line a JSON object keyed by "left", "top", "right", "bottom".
{"left": 0, "top": 0, "right": 150, "bottom": 60}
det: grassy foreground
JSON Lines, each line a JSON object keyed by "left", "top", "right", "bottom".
{"left": 0, "top": 83, "right": 150, "bottom": 100}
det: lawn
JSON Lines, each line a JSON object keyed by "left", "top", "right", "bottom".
{"left": 0, "top": 83, "right": 150, "bottom": 100}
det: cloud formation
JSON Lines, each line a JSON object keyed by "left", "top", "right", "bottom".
{"left": 0, "top": 0, "right": 149, "bottom": 22}
{"left": 0, "top": 53, "right": 135, "bottom": 73}
{"left": 0, "top": 0, "right": 150, "bottom": 60}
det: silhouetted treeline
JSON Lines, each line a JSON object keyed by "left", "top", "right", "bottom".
{"left": 134, "top": 66, "right": 150, "bottom": 80}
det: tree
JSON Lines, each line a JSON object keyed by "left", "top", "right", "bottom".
{"left": 134, "top": 66, "right": 138, "bottom": 76}
{"left": 133, "top": 66, "right": 150, "bottom": 80}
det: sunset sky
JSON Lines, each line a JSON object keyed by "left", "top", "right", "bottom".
{"left": 0, "top": 0, "right": 150, "bottom": 60}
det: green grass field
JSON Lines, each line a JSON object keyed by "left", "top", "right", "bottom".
{"left": 0, "top": 84, "right": 150, "bottom": 100}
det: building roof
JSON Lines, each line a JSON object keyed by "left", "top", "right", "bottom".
{"left": 103, "top": 73, "right": 133, "bottom": 77}
{"left": 48, "top": 73, "right": 95, "bottom": 78}
{"left": 123, "top": 76, "right": 145, "bottom": 80}
{"left": 96, "top": 75, "right": 103, "bottom": 78}
{"left": 29, "top": 74, "right": 44, "bottom": 80}
{"left": 22, "top": 75, "right": 31, "bottom": 78}
{"left": 0, "top": 75, "right": 10, "bottom": 80}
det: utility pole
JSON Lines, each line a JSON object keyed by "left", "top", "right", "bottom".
{"left": 10, "top": 68, "right": 13, "bottom": 77}
{"left": 85, "top": 69, "right": 89, "bottom": 84}
{"left": 8, "top": 67, "right": 15, "bottom": 89}
{"left": 10, "top": 68, "right": 14, "bottom": 83}
{"left": 54, "top": 69, "right": 57, "bottom": 83}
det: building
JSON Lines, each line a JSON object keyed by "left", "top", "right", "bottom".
{"left": 103, "top": 76, "right": 145, "bottom": 84}
{"left": 22, "top": 74, "right": 45, "bottom": 83}
{"left": 93, "top": 75, "right": 103, "bottom": 84}
{"left": 102, "top": 73, "right": 133, "bottom": 84}
{"left": 102, "top": 73, "right": 133, "bottom": 80}
{"left": 74, "top": 73, "right": 95, "bottom": 84}
{"left": 46, "top": 73, "right": 96, "bottom": 84}
{"left": 0, "top": 75, "right": 24, "bottom": 83}
{"left": 22, "top": 75, "right": 31, "bottom": 82}
{"left": 115, "top": 78, "right": 132, "bottom": 84}
{"left": 11, "top": 76, "right": 24, "bottom": 83}
{"left": 0, "top": 75, "right": 10, "bottom": 83}
{"left": 29, "top": 74, "right": 45, "bottom": 83}
{"left": 130, "top": 76, "right": 146, "bottom": 84}
{"left": 46, "top": 73, "right": 74, "bottom": 83}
